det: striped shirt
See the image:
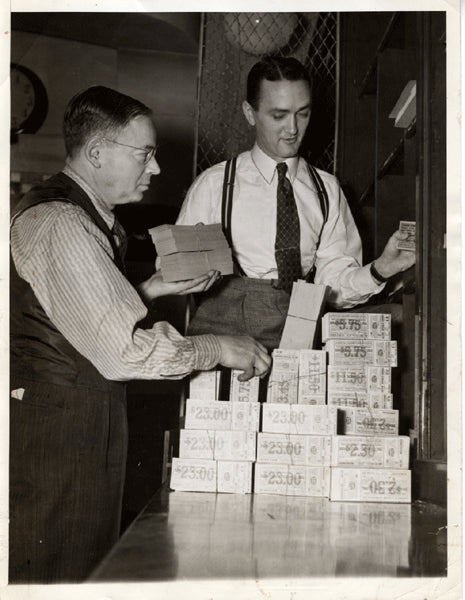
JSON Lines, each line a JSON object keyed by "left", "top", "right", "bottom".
{"left": 10, "top": 167, "right": 221, "bottom": 381}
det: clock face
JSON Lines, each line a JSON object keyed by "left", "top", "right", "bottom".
{"left": 10, "top": 63, "right": 48, "bottom": 134}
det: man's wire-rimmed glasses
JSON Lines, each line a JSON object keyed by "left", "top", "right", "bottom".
{"left": 101, "top": 137, "right": 157, "bottom": 165}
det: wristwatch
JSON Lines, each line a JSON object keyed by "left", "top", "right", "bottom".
{"left": 370, "top": 262, "right": 389, "bottom": 285}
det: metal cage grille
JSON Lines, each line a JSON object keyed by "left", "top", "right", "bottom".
{"left": 194, "top": 12, "right": 339, "bottom": 176}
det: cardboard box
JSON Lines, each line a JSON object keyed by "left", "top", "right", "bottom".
{"left": 170, "top": 457, "right": 217, "bottom": 492}
{"left": 330, "top": 467, "right": 411, "bottom": 503}
{"left": 331, "top": 435, "right": 410, "bottom": 469}
{"left": 325, "top": 339, "right": 397, "bottom": 367}
{"left": 338, "top": 408, "right": 399, "bottom": 436}
{"left": 322, "top": 312, "right": 391, "bottom": 342}
{"left": 254, "top": 463, "right": 330, "bottom": 497}
{"left": 262, "top": 404, "right": 337, "bottom": 435}
{"left": 257, "top": 433, "right": 332, "bottom": 466}
{"left": 217, "top": 461, "right": 253, "bottom": 494}
{"left": 229, "top": 369, "right": 260, "bottom": 402}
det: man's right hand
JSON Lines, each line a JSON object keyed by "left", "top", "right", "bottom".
{"left": 216, "top": 335, "right": 272, "bottom": 381}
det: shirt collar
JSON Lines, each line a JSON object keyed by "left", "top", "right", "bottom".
{"left": 63, "top": 163, "right": 115, "bottom": 230}
{"left": 250, "top": 143, "right": 300, "bottom": 184}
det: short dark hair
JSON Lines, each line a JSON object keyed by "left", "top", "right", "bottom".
{"left": 246, "top": 56, "right": 312, "bottom": 110}
{"left": 63, "top": 86, "right": 152, "bottom": 156}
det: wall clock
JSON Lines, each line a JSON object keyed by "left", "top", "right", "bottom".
{"left": 11, "top": 63, "right": 48, "bottom": 137}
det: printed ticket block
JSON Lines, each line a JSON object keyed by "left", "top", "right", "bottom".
{"left": 254, "top": 463, "right": 330, "bottom": 497}
{"left": 338, "top": 408, "right": 399, "bottom": 436}
{"left": 327, "top": 391, "right": 393, "bottom": 409}
{"left": 298, "top": 349, "right": 326, "bottom": 401}
{"left": 149, "top": 223, "right": 229, "bottom": 255}
{"left": 179, "top": 429, "right": 256, "bottom": 461}
{"left": 331, "top": 435, "right": 410, "bottom": 469}
{"left": 322, "top": 312, "right": 391, "bottom": 342}
{"left": 170, "top": 457, "right": 217, "bottom": 492}
{"left": 184, "top": 399, "right": 260, "bottom": 432}
{"left": 327, "top": 366, "right": 392, "bottom": 393}
{"left": 325, "top": 339, "right": 397, "bottom": 367}
{"left": 267, "top": 349, "right": 300, "bottom": 404}
{"left": 279, "top": 316, "right": 317, "bottom": 350}
{"left": 229, "top": 369, "right": 260, "bottom": 402}
{"left": 159, "top": 249, "right": 234, "bottom": 282}
{"left": 262, "top": 404, "right": 337, "bottom": 435}
{"left": 214, "top": 430, "right": 257, "bottom": 461}
{"left": 397, "top": 221, "right": 416, "bottom": 251}
{"left": 217, "top": 461, "right": 253, "bottom": 494}
{"left": 189, "top": 370, "right": 221, "bottom": 401}
{"left": 257, "top": 433, "right": 332, "bottom": 466}
{"left": 330, "top": 468, "right": 411, "bottom": 503}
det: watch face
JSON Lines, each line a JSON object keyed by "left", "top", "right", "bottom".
{"left": 10, "top": 63, "right": 48, "bottom": 134}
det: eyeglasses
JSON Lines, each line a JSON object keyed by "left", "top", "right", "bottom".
{"left": 101, "top": 137, "right": 157, "bottom": 165}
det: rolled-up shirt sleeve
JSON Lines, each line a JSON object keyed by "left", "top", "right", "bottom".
{"left": 314, "top": 177, "right": 384, "bottom": 308}
{"left": 11, "top": 202, "right": 221, "bottom": 381}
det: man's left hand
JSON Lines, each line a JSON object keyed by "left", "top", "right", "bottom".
{"left": 374, "top": 230, "right": 416, "bottom": 280}
{"left": 137, "top": 270, "right": 220, "bottom": 303}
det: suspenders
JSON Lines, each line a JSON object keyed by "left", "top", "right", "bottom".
{"left": 221, "top": 156, "right": 330, "bottom": 283}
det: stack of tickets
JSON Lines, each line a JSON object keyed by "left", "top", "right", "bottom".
{"left": 148, "top": 223, "right": 234, "bottom": 282}
{"left": 279, "top": 281, "right": 329, "bottom": 349}
{"left": 170, "top": 369, "right": 260, "bottom": 494}
{"left": 171, "top": 313, "right": 411, "bottom": 503}
{"left": 322, "top": 312, "right": 411, "bottom": 503}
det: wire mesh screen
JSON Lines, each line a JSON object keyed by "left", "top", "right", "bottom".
{"left": 195, "top": 12, "right": 338, "bottom": 176}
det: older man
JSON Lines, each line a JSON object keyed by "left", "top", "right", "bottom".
{"left": 9, "top": 86, "right": 270, "bottom": 582}
{"left": 177, "top": 56, "right": 415, "bottom": 349}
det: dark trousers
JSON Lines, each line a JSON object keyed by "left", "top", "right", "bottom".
{"left": 9, "top": 378, "right": 128, "bottom": 583}
{"left": 189, "top": 276, "right": 291, "bottom": 351}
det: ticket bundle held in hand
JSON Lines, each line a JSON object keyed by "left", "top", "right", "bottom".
{"left": 148, "top": 223, "right": 234, "bottom": 282}
{"left": 170, "top": 310, "right": 411, "bottom": 502}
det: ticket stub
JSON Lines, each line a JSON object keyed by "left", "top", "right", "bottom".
{"left": 179, "top": 429, "right": 216, "bottom": 459}
{"left": 331, "top": 435, "right": 410, "bottom": 469}
{"left": 322, "top": 312, "right": 391, "bottom": 342}
{"left": 397, "top": 221, "right": 416, "bottom": 251}
{"left": 327, "top": 391, "right": 393, "bottom": 409}
{"left": 214, "top": 430, "right": 256, "bottom": 461}
{"left": 217, "top": 461, "right": 253, "bottom": 494}
{"left": 231, "top": 402, "right": 261, "bottom": 432}
{"left": 327, "top": 366, "right": 392, "bottom": 393}
{"left": 257, "top": 433, "right": 332, "bottom": 466}
{"left": 189, "top": 370, "right": 221, "bottom": 400}
{"left": 170, "top": 457, "right": 217, "bottom": 492}
{"left": 325, "top": 340, "right": 397, "bottom": 367}
{"left": 254, "top": 463, "right": 330, "bottom": 497}
{"left": 298, "top": 350, "right": 327, "bottom": 400}
{"left": 338, "top": 408, "right": 399, "bottom": 436}
{"left": 330, "top": 468, "right": 411, "bottom": 503}
{"left": 229, "top": 369, "right": 260, "bottom": 402}
{"left": 262, "top": 404, "right": 337, "bottom": 435}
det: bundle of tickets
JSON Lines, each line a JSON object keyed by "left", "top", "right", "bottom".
{"left": 279, "top": 281, "right": 329, "bottom": 349}
{"left": 148, "top": 223, "right": 234, "bottom": 282}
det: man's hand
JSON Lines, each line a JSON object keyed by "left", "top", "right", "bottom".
{"left": 217, "top": 335, "right": 272, "bottom": 381}
{"left": 373, "top": 230, "right": 416, "bottom": 280}
{"left": 137, "top": 270, "right": 220, "bottom": 304}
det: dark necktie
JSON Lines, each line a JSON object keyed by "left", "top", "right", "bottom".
{"left": 275, "top": 162, "right": 301, "bottom": 293}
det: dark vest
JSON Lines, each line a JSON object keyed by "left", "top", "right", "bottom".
{"left": 10, "top": 172, "right": 126, "bottom": 391}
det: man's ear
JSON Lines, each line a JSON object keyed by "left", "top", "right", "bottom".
{"left": 85, "top": 136, "right": 103, "bottom": 168}
{"left": 242, "top": 101, "right": 256, "bottom": 127}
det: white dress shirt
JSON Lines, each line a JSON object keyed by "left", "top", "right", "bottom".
{"left": 10, "top": 165, "right": 221, "bottom": 381}
{"left": 176, "top": 144, "right": 383, "bottom": 308}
